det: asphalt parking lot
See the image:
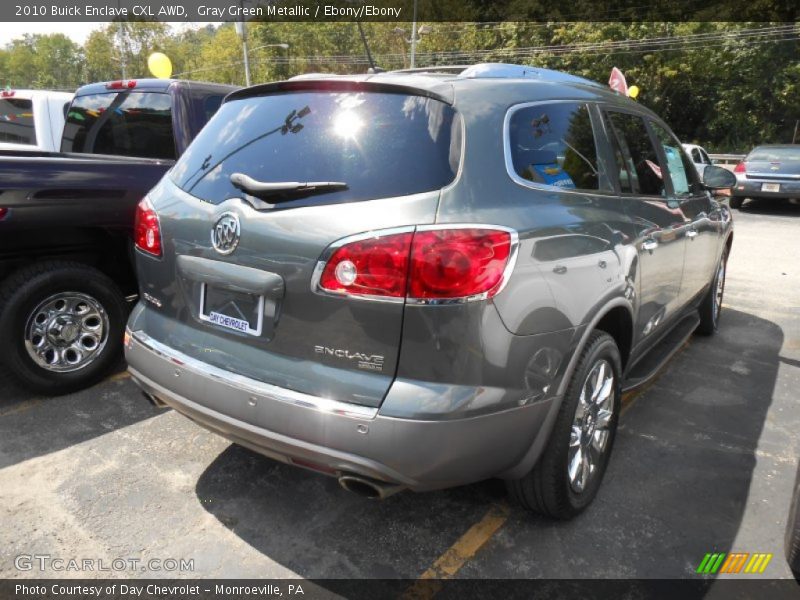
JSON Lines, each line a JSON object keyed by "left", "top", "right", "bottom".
{"left": 1, "top": 199, "right": 798, "bottom": 582}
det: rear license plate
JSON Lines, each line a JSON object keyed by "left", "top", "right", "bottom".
{"left": 199, "top": 283, "right": 264, "bottom": 336}
{"left": 761, "top": 183, "right": 780, "bottom": 192}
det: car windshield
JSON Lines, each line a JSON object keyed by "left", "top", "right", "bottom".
{"left": 170, "top": 90, "right": 462, "bottom": 209}
{"left": 747, "top": 147, "right": 800, "bottom": 161}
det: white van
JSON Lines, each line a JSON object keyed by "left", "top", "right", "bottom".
{"left": 0, "top": 89, "right": 73, "bottom": 152}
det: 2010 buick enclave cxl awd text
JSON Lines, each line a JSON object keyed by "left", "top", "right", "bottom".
{"left": 125, "top": 64, "right": 736, "bottom": 519}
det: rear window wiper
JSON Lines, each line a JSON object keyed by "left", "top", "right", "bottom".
{"left": 230, "top": 172, "right": 348, "bottom": 201}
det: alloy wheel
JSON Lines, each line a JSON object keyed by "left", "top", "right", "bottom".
{"left": 568, "top": 359, "right": 616, "bottom": 493}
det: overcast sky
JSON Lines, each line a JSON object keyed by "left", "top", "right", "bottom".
{"left": 0, "top": 22, "right": 216, "bottom": 47}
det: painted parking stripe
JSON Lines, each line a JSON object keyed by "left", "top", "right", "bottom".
{"left": 404, "top": 503, "right": 510, "bottom": 598}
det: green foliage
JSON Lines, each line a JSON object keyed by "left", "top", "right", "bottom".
{"left": 0, "top": 21, "right": 796, "bottom": 152}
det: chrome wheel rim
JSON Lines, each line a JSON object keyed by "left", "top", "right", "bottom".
{"left": 568, "top": 359, "right": 615, "bottom": 493}
{"left": 24, "top": 292, "right": 109, "bottom": 373}
{"left": 713, "top": 260, "right": 725, "bottom": 323}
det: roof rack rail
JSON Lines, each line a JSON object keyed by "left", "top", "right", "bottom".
{"left": 458, "top": 63, "right": 602, "bottom": 86}
{"left": 390, "top": 66, "right": 471, "bottom": 74}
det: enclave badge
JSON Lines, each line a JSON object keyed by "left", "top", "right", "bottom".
{"left": 211, "top": 213, "right": 240, "bottom": 255}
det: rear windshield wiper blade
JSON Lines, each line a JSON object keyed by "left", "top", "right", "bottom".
{"left": 230, "top": 172, "right": 348, "bottom": 201}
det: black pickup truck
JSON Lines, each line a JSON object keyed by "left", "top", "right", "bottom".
{"left": 0, "top": 78, "right": 238, "bottom": 394}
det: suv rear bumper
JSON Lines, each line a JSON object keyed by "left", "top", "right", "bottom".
{"left": 125, "top": 328, "right": 556, "bottom": 491}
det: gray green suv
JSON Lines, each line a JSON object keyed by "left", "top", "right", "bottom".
{"left": 125, "top": 63, "right": 735, "bottom": 519}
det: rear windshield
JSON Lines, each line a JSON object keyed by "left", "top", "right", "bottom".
{"left": 747, "top": 147, "right": 800, "bottom": 161}
{"left": 61, "top": 91, "right": 175, "bottom": 159}
{"left": 0, "top": 97, "right": 36, "bottom": 145}
{"left": 170, "top": 91, "right": 461, "bottom": 207}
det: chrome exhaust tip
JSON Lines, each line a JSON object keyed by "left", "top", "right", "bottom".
{"left": 338, "top": 475, "right": 404, "bottom": 500}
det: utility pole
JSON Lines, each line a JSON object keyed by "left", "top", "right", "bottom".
{"left": 117, "top": 0, "right": 126, "bottom": 79}
{"left": 236, "top": 0, "right": 251, "bottom": 86}
{"left": 410, "top": 0, "right": 418, "bottom": 69}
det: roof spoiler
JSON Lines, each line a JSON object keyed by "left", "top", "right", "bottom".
{"left": 224, "top": 78, "right": 455, "bottom": 105}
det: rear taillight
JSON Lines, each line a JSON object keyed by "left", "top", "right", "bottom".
{"left": 134, "top": 197, "right": 162, "bottom": 257}
{"left": 316, "top": 227, "right": 516, "bottom": 302}
{"left": 0, "top": 208, "right": 7, "bottom": 220}
{"left": 409, "top": 229, "right": 513, "bottom": 300}
{"left": 319, "top": 232, "right": 413, "bottom": 299}
{"left": 106, "top": 80, "right": 137, "bottom": 90}
{"left": 734, "top": 161, "right": 746, "bottom": 173}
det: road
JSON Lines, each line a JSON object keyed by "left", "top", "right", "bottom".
{"left": 1, "top": 199, "right": 798, "bottom": 584}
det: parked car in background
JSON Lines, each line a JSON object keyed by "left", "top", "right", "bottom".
{"left": 0, "top": 89, "right": 72, "bottom": 152}
{"left": 0, "top": 78, "right": 238, "bottom": 394}
{"left": 731, "top": 144, "right": 800, "bottom": 209}
{"left": 682, "top": 143, "right": 714, "bottom": 179}
{"left": 125, "top": 63, "right": 735, "bottom": 519}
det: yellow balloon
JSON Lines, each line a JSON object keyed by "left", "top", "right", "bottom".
{"left": 628, "top": 85, "right": 640, "bottom": 99}
{"left": 148, "top": 52, "right": 172, "bottom": 79}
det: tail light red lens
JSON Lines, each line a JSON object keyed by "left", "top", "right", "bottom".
{"left": 409, "top": 229, "right": 512, "bottom": 300}
{"left": 319, "top": 232, "right": 413, "bottom": 298}
{"left": 0, "top": 208, "right": 7, "bottom": 220}
{"left": 317, "top": 227, "right": 516, "bottom": 302}
{"left": 734, "top": 161, "right": 746, "bottom": 173}
{"left": 134, "top": 197, "right": 162, "bottom": 257}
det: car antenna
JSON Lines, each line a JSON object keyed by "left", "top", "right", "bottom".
{"left": 356, "top": 21, "right": 383, "bottom": 74}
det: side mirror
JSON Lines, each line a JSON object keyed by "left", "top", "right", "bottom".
{"left": 702, "top": 165, "right": 736, "bottom": 189}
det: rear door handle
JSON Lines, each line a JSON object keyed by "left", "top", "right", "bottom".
{"left": 642, "top": 239, "right": 658, "bottom": 252}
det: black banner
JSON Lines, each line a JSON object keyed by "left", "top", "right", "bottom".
{"left": 2, "top": 579, "right": 800, "bottom": 600}
{"left": 2, "top": 0, "right": 799, "bottom": 23}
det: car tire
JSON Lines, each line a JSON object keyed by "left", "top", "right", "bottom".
{"left": 506, "top": 330, "right": 622, "bottom": 519}
{"left": 0, "top": 261, "right": 128, "bottom": 395}
{"left": 729, "top": 197, "right": 744, "bottom": 209}
{"left": 786, "top": 481, "right": 800, "bottom": 579}
{"left": 697, "top": 247, "right": 728, "bottom": 336}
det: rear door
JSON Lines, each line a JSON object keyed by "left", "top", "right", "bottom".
{"left": 600, "top": 109, "right": 688, "bottom": 346}
{"left": 141, "top": 85, "right": 461, "bottom": 407}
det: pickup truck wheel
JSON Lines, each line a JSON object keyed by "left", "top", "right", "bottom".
{"left": 0, "top": 262, "right": 128, "bottom": 395}
{"left": 697, "top": 248, "right": 728, "bottom": 336}
{"left": 506, "top": 331, "right": 621, "bottom": 519}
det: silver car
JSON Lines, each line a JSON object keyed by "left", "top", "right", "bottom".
{"left": 125, "top": 64, "right": 735, "bottom": 519}
{"left": 731, "top": 144, "right": 800, "bottom": 209}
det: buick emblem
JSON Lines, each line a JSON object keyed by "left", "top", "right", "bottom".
{"left": 211, "top": 213, "right": 241, "bottom": 255}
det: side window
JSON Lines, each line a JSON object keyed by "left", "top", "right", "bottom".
{"left": 691, "top": 148, "right": 701, "bottom": 163}
{"left": 508, "top": 102, "right": 605, "bottom": 191}
{"left": 700, "top": 148, "right": 712, "bottom": 165}
{"left": 650, "top": 121, "right": 697, "bottom": 196}
{"left": 603, "top": 111, "right": 665, "bottom": 196}
{"left": 0, "top": 98, "right": 36, "bottom": 145}
{"left": 202, "top": 95, "right": 224, "bottom": 121}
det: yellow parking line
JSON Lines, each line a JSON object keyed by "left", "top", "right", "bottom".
{"left": 404, "top": 502, "right": 510, "bottom": 599}
{"left": 108, "top": 371, "right": 131, "bottom": 382}
{"left": 0, "top": 398, "right": 44, "bottom": 418}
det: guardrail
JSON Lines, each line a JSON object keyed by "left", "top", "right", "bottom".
{"left": 708, "top": 153, "right": 745, "bottom": 174}
{"left": 709, "top": 153, "right": 745, "bottom": 165}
